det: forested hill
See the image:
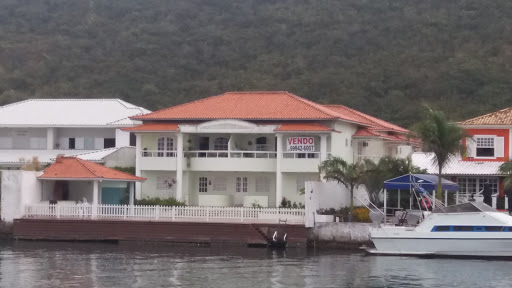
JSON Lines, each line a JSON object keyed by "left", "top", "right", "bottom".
{"left": 1, "top": 0, "right": 511, "bottom": 127}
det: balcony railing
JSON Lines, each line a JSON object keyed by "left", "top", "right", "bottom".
{"left": 186, "top": 150, "right": 277, "bottom": 158}
{"left": 283, "top": 152, "right": 320, "bottom": 159}
{"left": 141, "top": 150, "right": 176, "bottom": 157}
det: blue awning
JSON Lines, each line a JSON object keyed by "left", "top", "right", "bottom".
{"left": 383, "top": 174, "right": 459, "bottom": 192}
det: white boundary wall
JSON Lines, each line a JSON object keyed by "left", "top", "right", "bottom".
{"left": 1, "top": 170, "right": 42, "bottom": 222}
{"left": 305, "top": 181, "right": 370, "bottom": 227}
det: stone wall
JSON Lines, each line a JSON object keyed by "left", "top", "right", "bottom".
{"left": 309, "top": 222, "right": 377, "bottom": 248}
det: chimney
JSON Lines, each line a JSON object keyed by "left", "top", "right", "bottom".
{"left": 56, "top": 154, "right": 65, "bottom": 163}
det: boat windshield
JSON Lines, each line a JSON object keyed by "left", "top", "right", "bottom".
{"left": 432, "top": 201, "right": 497, "bottom": 213}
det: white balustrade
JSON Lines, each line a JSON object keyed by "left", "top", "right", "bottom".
{"left": 141, "top": 150, "right": 177, "bottom": 157}
{"left": 186, "top": 150, "right": 277, "bottom": 159}
{"left": 23, "top": 204, "right": 305, "bottom": 224}
{"left": 282, "top": 152, "right": 320, "bottom": 159}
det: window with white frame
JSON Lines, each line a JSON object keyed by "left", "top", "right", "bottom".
{"left": 199, "top": 177, "right": 208, "bottom": 193}
{"left": 213, "top": 137, "right": 228, "bottom": 150}
{"left": 255, "top": 176, "right": 270, "bottom": 193}
{"left": 236, "top": 177, "right": 248, "bottom": 193}
{"left": 476, "top": 137, "right": 494, "bottom": 157}
{"left": 212, "top": 177, "right": 227, "bottom": 192}
{"left": 157, "top": 137, "right": 174, "bottom": 157}
{"left": 457, "top": 177, "right": 497, "bottom": 194}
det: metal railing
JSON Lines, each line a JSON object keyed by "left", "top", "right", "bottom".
{"left": 186, "top": 150, "right": 277, "bottom": 159}
{"left": 23, "top": 204, "right": 306, "bottom": 224}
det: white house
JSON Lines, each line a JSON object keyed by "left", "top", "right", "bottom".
{"left": 124, "top": 91, "right": 419, "bottom": 208}
{"left": 0, "top": 99, "right": 150, "bottom": 168}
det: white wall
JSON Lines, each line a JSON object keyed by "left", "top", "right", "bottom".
{"left": 140, "top": 170, "right": 178, "bottom": 199}
{"left": 57, "top": 128, "right": 115, "bottom": 149}
{"left": 1, "top": 170, "right": 42, "bottom": 222}
{"left": 304, "top": 181, "right": 369, "bottom": 227}
{"left": 103, "top": 147, "right": 136, "bottom": 167}
{"left": 331, "top": 121, "right": 358, "bottom": 162}
{"left": 115, "top": 129, "right": 131, "bottom": 147}
{"left": 282, "top": 172, "right": 318, "bottom": 207}
{"left": 0, "top": 128, "right": 47, "bottom": 149}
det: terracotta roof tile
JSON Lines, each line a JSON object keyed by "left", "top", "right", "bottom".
{"left": 122, "top": 123, "right": 179, "bottom": 132}
{"left": 275, "top": 123, "right": 333, "bottom": 132}
{"left": 132, "top": 91, "right": 341, "bottom": 120}
{"left": 39, "top": 157, "right": 146, "bottom": 181}
{"left": 324, "top": 105, "right": 409, "bottom": 133}
{"left": 460, "top": 107, "right": 512, "bottom": 125}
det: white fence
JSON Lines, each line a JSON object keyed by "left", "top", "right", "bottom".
{"left": 23, "top": 204, "right": 305, "bottom": 224}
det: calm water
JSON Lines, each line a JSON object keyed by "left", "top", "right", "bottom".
{"left": 0, "top": 242, "right": 511, "bottom": 288}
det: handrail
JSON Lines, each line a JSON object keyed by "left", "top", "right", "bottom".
{"left": 355, "top": 196, "right": 385, "bottom": 215}
{"left": 141, "top": 150, "right": 177, "bottom": 157}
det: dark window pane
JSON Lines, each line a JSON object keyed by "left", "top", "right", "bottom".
{"left": 484, "top": 226, "right": 504, "bottom": 232}
{"left": 129, "top": 133, "right": 136, "bottom": 146}
{"left": 435, "top": 226, "right": 451, "bottom": 232}
{"left": 68, "top": 138, "right": 75, "bottom": 149}
{"left": 476, "top": 148, "right": 494, "bottom": 157}
{"left": 453, "top": 226, "right": 474, "bottom": 231}
{"left": 104, "top": 138, "right": 116, "bottom": 148}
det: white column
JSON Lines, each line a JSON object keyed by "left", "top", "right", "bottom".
{"left": 92, "top": 180, "right": 99, "bottom": 219}
{"left": 320, "top": 134, "right": 328, "bottom": 161}
{"left": 384, "top": 189, "right": 387, "bottom": 223}
{"left": 46, "top": 128, "right": 55, "bottom": 150}
{"left": 129, "top": 182, "right": 135, "bottom": 206}
{"left": 276, "top": 134, "right": 283, "bottom": 207}
{"left": 176, "top": 133, "right": 184, "bottom": 201}
{"left": 432, "top": 190, "right": 436, "bottom": 209}
{"left": 444, "top": 190, "right": 448, "bottom": 206}
{"left": 135, "top": 133, "right": 142, "bottom": 199}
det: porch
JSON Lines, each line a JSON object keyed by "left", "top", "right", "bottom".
{"left": 23, "top": 204, "right": 306, "bottom": 224}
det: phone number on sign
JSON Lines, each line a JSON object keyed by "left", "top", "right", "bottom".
{"left": 288, "top": 145, "right": 315, "bottom": 152}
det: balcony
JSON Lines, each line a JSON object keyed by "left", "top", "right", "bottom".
{"left": 187, "top": 150, "right": 277, "bottom": 172}
{"left": 139, "top": 150, "right": 177, "bottom": 171}
{"left": 281, "top": 152, "right": 321, "bottom": 172}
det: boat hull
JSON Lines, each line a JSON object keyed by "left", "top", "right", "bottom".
{"left": 371, "top": 233, "right": 512, "bottom": 257}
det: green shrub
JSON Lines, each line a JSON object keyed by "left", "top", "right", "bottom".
{"left": 136, "top": 197, "right": 186, "bottom": 206}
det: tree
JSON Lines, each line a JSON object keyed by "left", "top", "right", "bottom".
{"left": 499, "top": 161, "right": 512, "bottom": 190}
{"left": 318, "top": 156, "right": 367, "bottom": 212}
{"left": 361, "top": 156, "right": 426, "bottom": 206}
{"left": 413, "top": 107, "right": 467, "bottom": 198}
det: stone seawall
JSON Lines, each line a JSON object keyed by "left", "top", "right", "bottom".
{"left": 309, "top": 223, "right": 377, "bottom": 249}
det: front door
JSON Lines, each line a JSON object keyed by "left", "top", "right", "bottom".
{"left": 234, "top": 177, "right": 248, "bottom": 206}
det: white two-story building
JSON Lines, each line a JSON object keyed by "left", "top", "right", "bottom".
{"left": 125, "top": 91, "right": 418, "bottom": 208}
{"left": 0, "top": 99, "right": 149, "bottom": 168}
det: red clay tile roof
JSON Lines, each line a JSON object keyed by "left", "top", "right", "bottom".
{"left": 353, "top": 128, "right": 420, "bottom": 145}
{"left": 39, "top": 157, "right": 146, "bottom": 181}
{"left": 122, "top": 123, "right": 179, "bottom": 132}
{"left": 275, "top": 123, "right": 333, "bottom": 132}
{"left": 132, "top": 91, "right": 342, "bottom": 121}
{"left": 324, "top": 105, "right": 409, "bottom": 133}
{"left": 459, "top": 107, "right": 512, "bottom": 125}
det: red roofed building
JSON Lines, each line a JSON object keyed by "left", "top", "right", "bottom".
{"left": 412, "top": 107, "right": 512, "bottom": 203}
{"left": 125, "top": 91, "right": 418, "bottom": 207}
{"left": 38, "top": 156, "right": 145, "bottom": 207}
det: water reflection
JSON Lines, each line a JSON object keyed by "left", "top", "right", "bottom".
{"left": 0, "top": 241, "right": 511, "bottom": 288}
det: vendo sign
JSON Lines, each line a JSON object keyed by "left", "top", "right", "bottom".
{"left": 287, "top": 137, "right": 315, "bottom": 152}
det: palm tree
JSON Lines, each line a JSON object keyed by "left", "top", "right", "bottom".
{"left": 318, "top": 156, "right": 367, "bottom": 212}
{"left": 413, "top": 107, "right": 467, "bottom": 199}
{"left": 499, "top": 161, "right": 512, "bottom": 190}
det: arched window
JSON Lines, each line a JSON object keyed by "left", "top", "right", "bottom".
{"left": 157, "top": 137, "right": 174, "bottom": 157}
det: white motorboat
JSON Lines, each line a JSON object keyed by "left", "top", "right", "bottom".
{"left": 368, "top": 201, "right": 512, "bottom": 257}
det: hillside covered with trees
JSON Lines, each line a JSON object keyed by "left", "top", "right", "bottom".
{"left": 0, "top": 0, "right": 511, "bottom": 126}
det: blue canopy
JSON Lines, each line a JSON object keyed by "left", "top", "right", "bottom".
{"left": 383, "top": 174, "right": 459, "bottom": 192}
